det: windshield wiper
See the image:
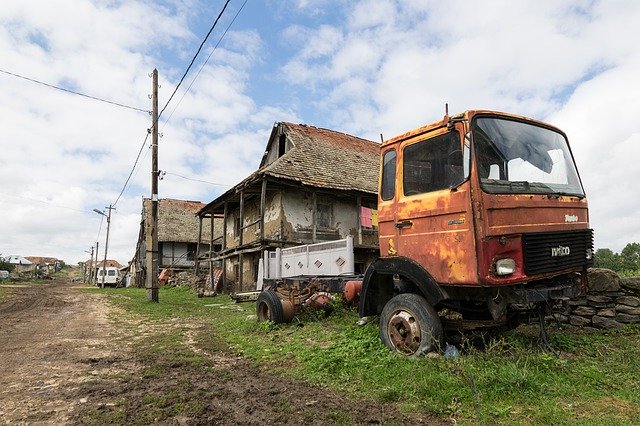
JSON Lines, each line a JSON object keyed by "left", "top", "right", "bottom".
{"left": 548, "top": 191, "right": 585, "bottom": 199}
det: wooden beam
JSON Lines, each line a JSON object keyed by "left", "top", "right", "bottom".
{"left": 195, "top": 216, "right": 203, "bottom": 275}
{"left": 260, "top": 178, "right": 267, "bottom": 241}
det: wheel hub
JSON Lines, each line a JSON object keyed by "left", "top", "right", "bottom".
{"left": 388, "top": 310, "right": 421, "bottom": 354}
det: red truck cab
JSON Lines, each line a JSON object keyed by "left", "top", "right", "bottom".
{"left": 360, "top": 110, "right": 593, "bottom": 356}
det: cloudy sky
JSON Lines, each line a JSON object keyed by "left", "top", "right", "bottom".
{"left": 1, "top": 0, "right": 639, "bottom": 265}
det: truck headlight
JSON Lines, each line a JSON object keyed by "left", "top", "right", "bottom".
{"left": 495, "top": 258, "right": 516, "bottom": 276}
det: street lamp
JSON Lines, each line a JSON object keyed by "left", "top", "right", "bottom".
{"left": 93, "top": 206, "right": 114, "bottom": 288}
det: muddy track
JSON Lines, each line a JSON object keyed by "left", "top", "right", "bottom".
{"left": 0, "top": 278, "right": 443, "bottom": 425}
{"left": 0, "top": 279, "right": 117, "bottom": 424}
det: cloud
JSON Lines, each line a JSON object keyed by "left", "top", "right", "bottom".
{"left": 0, "top": 0, "right": 275, "bottom": 264}
{"left": 2, "top": 0, "right": 640, "bottom": 266}
{"left": 277, "top": 0, "right": 640, "bottom": 252}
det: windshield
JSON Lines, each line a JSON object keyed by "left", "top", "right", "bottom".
{"left": 473, "top": 117, "right": 584, "bottom": 197}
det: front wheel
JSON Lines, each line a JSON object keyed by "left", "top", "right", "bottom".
{"left": 380, "top": 293, "right": 443, "bottom": 357}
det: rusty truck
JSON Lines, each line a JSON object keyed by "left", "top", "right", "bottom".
{"left": 256, "top": 110, "right": 593, "bottom": 356}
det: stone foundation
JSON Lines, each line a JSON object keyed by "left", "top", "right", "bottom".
{"left": 551, "top": 268, "right": 640, "bottom": 329}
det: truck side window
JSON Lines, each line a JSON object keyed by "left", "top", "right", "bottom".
{"left": 381, "top": 150, "right": 396, "bottom": 201}
{"left": 403, "top": 131, "right": 462, "bottom": 195}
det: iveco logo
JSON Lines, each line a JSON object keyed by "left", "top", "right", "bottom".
{"left": 565, "top": 214, "right": 578, "bottom": 223}
{"left": 551, "top": 246, "right": 571, "bottom": 257}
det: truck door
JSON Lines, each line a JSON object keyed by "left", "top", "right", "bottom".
{"left": 394, "top": 126, "right": 477, "bottom": 285}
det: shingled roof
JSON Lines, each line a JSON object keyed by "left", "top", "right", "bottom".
{"left": 143, "top": 198, "right": 221, "bottom": 243}
{"left": 259, "top": 122, "right": 380, "bottom": 193}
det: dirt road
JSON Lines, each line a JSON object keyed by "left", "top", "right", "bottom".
{"left": 0, "top": 277, "right": 435, "bottom": 425}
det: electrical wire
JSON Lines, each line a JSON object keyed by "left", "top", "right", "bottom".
{"left": 111, "top": 0, "right": 234, "bottom": 207}
{"left": 0, "top": 68, "right": 150, "bottom": 114}
{"left": 112, "top": 133, "right": 150, "bottom": 207}
{"left": 157, "top": 0, "right": 231, "bottom": 121}
{"left": 161, "top": 0, "right": 248, "bottom": 127}
{"left": 161, "top": 171, "right": 232, "bottom": 187}
{"left": 0, "top": 192, "right": 93, "bottom": 214}
{"left": 95, "top": 214, "right": 105, "bottom": 243}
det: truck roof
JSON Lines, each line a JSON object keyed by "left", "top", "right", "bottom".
{"left": 381, "top": 110, "right": 564, "bottom": 148}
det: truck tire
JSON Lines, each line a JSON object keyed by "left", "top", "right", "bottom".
{"left": 380, "top": 293, "right": 443, "bottom": 357}
{"left": 256, "top": 290, "right": 292, "bottom": 324}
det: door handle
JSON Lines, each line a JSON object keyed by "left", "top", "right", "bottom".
{"left": 395, "top": 220, "right": 413, "bottom": 229}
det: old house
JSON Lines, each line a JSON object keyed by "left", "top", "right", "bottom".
{"left": 131, "top": 198, "right": 223, "bottom": 287}
{"left": 2, "top": 255, "right": 33, "bottom": 274}
{"left": 197, "top": 122, "right": 381, "bottom": 293}
{"left": 25, "top": 256, "right": 62, "bottom": 276}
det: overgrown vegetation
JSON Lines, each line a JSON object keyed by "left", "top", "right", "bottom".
{"left": 0, "top": 254, "right": 15, "bottom": 272}
{"left": 90, "top": 286, "right": 640, "bottom": 425}
{"left": 594, "top": 242, "right": 640, "bottom": 276}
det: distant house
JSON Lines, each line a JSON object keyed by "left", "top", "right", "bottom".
{"left": 2, "top": 255, "right": 33, "bottom": 274}
{"left": 197, "top": 122, "right": 381, "bottom": 293}
{"left": 25, "top": 256, "right": 62, "bottom": 276}
{"left": 130, "top": 198, "right": 223, "bottom": 287}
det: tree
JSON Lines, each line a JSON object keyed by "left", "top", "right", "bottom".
{"left": 594, "top": 248, "right": 620, "bottom": 270}
{"left": 620, "top": 242, "right": 640, "bottom": 271}
{"left": 0, "top": 255, "right": 15, "bottom": 272}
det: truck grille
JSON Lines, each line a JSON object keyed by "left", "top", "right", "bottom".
{"left": 523, "top": 229, "right": 594, "bottom": 275}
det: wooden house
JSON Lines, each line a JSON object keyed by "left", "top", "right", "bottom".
{"left": 197, "top": 122, "right": 381, "bottom": 293}
{"left": 131, "top": 198, "right": 223, "bottom": 287}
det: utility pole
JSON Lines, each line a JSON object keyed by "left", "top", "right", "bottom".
{"left": 85, "top": 246, "right": 94, "bottom": 283}
{"left": 94, "top": 241, "right": 99, "bottom": 286}
{"left": 101, "top": 205, "right": 115, "bottom": 289}
{"left": 146, "top": 68, "right": 159, "bottom": 302}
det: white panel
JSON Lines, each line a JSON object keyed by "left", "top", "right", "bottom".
{"left": 263, "top": 236, "right": 354, "bottom": 278}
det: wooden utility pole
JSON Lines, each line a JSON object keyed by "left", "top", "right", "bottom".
{"left": 146, "top": 69, "right": 159, "bottom": 302}
{"left": 101, "top": 205, "right": 115, "bottom": 288}
{"left": 94, "top": 241, "right": 99, "bottom": 286}
{"left": 86, "top": 246, "right": 94, "bottom": 283}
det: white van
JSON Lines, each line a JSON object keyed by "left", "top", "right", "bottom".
{"left": 96, "top": 267, "right": 119, "bottom": 286}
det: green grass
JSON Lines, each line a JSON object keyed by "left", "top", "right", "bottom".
{"left": 93, "top": 286, "right": 640, "bottom": 425}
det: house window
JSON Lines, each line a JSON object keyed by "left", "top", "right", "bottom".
{"left": 316, "top": 203, "right": 332, "bottom": 228}
{"left": 278, "top": 134, "right": 287, "bottom": 157}
{"left": 360, "top": 206, "right": 378, "bottom": 230}
{"left": 234, "top": 216, "right": 241, "bottom": 238}
{"left": 187, "top": 244, "right": 196, "bottom": 261}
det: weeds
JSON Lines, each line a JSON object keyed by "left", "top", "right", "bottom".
{"left": 94, "top": 286, "right": 640, "bottom": 425}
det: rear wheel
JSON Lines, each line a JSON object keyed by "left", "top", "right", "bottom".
{"left": 380, "top": 293, "right": 443, "bottom": 357}
{"left": 256, "top": 290, "right": 294, "bottom": 324}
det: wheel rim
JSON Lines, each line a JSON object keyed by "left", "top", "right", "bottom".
{"left": 387, "top": 309, "right": 421, "bottom": 354}
{"left": 257, "top": 301, "right": 271, "bottom": 321}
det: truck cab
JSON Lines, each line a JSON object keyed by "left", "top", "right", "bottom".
{"left": 360, "top": 110, "right": 593, "bottom": 356}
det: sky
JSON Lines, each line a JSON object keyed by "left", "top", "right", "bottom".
{"left": 1, "top": 0, "right": 639, "bottom": 266}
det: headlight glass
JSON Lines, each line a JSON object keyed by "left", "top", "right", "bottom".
{"left": 495, "top": 258, "right": 516, "bottom": 276}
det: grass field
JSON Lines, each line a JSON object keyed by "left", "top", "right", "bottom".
{"left": 90, "top": 286, "right": 640, "bottom": 425}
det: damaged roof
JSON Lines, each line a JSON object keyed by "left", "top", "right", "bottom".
{"left": 142, "top": 198, "right": 221, "bottom": 243}
{"left": 260, "top": 122, "right": 380, "bottom": 193}
{"left": 199, "top": 123, "right": 380, "bottom": 215}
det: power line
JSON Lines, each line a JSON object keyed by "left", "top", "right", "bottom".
{"left": 162, "top": 0, "right": 248, "bottom": 127}
{"left": 157, "top": 0, "right": 231, "bottom": 121}
{"left": 109, "top": 0, "right": 240, "bottom": 209}
{"left": 95, "top": 214, "right": 105, "bottom": 242}
{"left": 0, "top": 68, "right": 150, "bottom": 114}
{"left": 160, "top": 171, "right": 232, "bottom": 187}
{"left": 112, "top": 0, "right": 233, "bottom": 207}
{"left": 0, "top": 192, "right": 93, "bottom": 214}
{"left": 112, "top": 133, "right": 150, "bottom": 207}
